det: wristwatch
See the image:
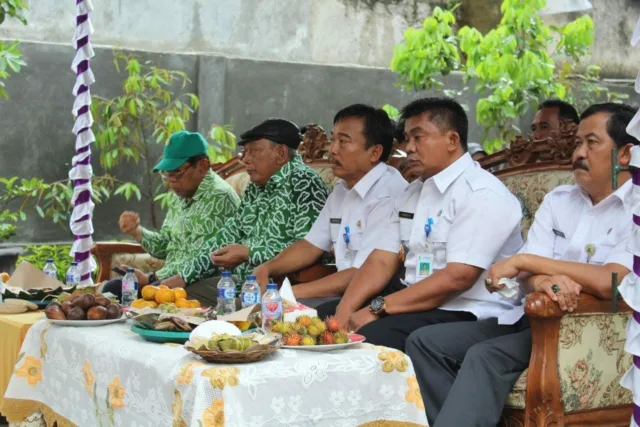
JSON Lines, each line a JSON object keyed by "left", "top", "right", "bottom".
{"left": 369, "top": 296, "right": 387, "bottom": 317}
{"left": 148, "top": 272, "right": 158, "bottom": 284}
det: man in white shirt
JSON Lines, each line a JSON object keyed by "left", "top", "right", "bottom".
{"left": 406, "top": 102, "right": 637, "bottom": 427}
{"left": 254, "top": 104, "right": 407, "bottom": 303}
{"left": 316, "top": 97, "right": 523, "bottom": 351}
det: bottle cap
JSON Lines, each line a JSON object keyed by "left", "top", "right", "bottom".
{"left": 70, "top": 262, "right": 78, "bottom": 266}
{"left": 266, "top": 282, "right": 278, "bottom": 290}
{"left": 246, "top": 275, "right": 257, "bottom": 281}
{"left": 46, "top": 258, "right": 54, "bottom": 263}
{"left": 221, "top": 271, "right": 232, "bottom": 277}
{"left": 127, "top": 268, "right": 134, "bottom": 273}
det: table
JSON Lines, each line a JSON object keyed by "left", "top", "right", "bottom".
{"left": 0, "top": 311, "right": 45, "bottom": 415}
{"left": 1, "top": 320, "right": 428, "bottom": 426}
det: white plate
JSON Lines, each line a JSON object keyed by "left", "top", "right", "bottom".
{"left": 281, "top": 333, "right": 365, "bottom": 351}
{"left": 48, "top": 316, "right": 127, "bottom": 327}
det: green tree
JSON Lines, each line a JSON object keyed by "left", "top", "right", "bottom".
{"left": 0, "top": 0, "right": 27, "bottom": 99}
{"left": 91, "top": 51, "right": 237, "bottom": 228}
{"left": 390, "top": 0, "right": 626, "bottom": 152}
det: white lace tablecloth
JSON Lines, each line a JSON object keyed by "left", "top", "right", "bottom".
{"left": 2, "top": 319, "right": 428, "bottom": 426}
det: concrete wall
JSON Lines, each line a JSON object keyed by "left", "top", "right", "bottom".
{"left": 0, "top": 0, "right": 638, "bottom": 76}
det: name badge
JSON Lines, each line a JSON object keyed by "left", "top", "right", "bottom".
{"left": 330, "top": 218, "right": 341, "bottom": 224}
{"left": 399, "top": 211, "right": 414, "bottom": 220}
{"left": 415, "top": 253, "right": 433, "bottom": 281}
{"left": 553, "top": 229, "right": 566, "bottom": 238}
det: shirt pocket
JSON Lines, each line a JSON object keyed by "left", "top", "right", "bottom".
{"left": 400, "top": 217, "right": 413, "bottom": 242}
{"left": 589, "top": 239, "right": 616, "bottom": 266}
{"left": 552, "top": 236, "right": 569, "bottom": 258}
{"left": 349, "top": 231, "right": 363, "bottom": 252}
{"left": 329, "top": 218, "right": 341, "bottom": 243}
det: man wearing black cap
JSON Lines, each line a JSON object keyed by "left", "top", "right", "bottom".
{"left": 191, "top": 118, "right": 329, "bottom": 284}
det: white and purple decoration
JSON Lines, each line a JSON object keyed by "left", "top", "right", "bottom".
{"left": 69, "top": 0, "right": 96, "bottom": 285}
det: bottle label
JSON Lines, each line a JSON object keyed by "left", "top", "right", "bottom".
{"left": 242, "top": 291, "right": 257, "bottom": 305}
{"left": 262, "top": 300, "right": 282, "bottom": 315}
{"left": 217, "top": 288, "right": 225, "bottom": 298}
{"left": 223, "top": 288, "right": 236, "bottom": 299}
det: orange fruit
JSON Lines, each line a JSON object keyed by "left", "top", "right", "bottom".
{"left": 147, "top": 301, "right": 158, "bottom": 308}
{"left": 131, "top": 299, "right": 150, "bottom": 309}
{"left": 158, "top": 284, "right": 169, "bottom": 290}
{"left": 232, "top": 321, "right": 251, "bottom": 331}
{"left": 141, "top": 285, "right": 158, "bottom": 301}
{"left": 188, "top": 300, "right": 201, "bottom": 308}
{"left": 155, "top": 288, "right": 176, "bottom": 304}
{"left": 175, "top": 298, "right": 190, "bottom": 309}
{"left": 0, "top": 272, "right": 10, "bottom": 283}
{"left": 173, "top": 288, "right": 187, "bottom": 300}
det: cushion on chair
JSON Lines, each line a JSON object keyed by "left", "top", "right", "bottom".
{"left": 110, "top": 253, "right": 165, "bottom": 279}
{"left": 499, "top": 171, "right": 575, "bottom": 238}
{"left": 504, "top": 312, "right": 632, "bottom": 411}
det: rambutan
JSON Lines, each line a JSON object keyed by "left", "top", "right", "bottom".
{"left": 307, "top": 324, "right": 322, "bottom": 337}
{"left": 296, "top": 315, "right": 312, "bottom": 327}
{"left": 319, "top": 331, "right": 335, "bottom": 345}
{"left": 301, "top": 335, "right": 317, "bottom": 346}
{"left": 284, "top": 333, "right": 302, "bottom": 346}
{"left": 325, "top": 316, "right": 340, "bottom": 333}
{"left": 333, "top": 332, "right": 349, "bottom": 344}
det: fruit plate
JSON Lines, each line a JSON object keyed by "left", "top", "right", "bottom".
{"left": 281, "top": 333, "right": 366, "bottom": 351}
{"left": 130, "top": 325, "right": 191, "bottom": 344}
{"left": 49, "top": 316, "right": 127, "bottom": 327}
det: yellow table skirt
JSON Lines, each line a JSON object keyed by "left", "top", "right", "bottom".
{"left": 0, "top": 311, "right": 45, "bottom": 415}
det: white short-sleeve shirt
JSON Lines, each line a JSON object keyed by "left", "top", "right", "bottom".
{"left": 498, "top": 180, "right": 634, "bottom": 325}
{"left": 305, "top": 163, "right": 408, "bottom": 271}
{"left": 374, "top": 153, "right": 524, "bottom": 320}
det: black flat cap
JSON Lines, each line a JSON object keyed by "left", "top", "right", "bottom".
{"left": 239, "top": 118, "right": 302, "bottom": 150}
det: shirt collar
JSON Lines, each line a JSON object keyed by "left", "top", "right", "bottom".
{"left": 574, "top": 179, "right": 632, "bottom": 210}
{"left": 430, "top": 152, "right": 474, "bottom": 194}
{"left": 351, "top": 162, "right": 387, "bottom": 198}
{"left": 265, "top": 155, "right": 302, "bottom": 191}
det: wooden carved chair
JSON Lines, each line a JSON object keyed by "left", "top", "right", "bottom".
{"left": 478, "top": 121, "right": 633, "bottom": 426}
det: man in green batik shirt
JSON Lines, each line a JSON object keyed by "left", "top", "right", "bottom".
{"left": 193, "top": 118, "right": 329, "bottom": 287}
{"left": 105, "top": 131, "right": 240, "bottom": 302}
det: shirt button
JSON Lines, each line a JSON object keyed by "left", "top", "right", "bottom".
{"left": 588, "top": 211, "right": 594, "bottom": 217}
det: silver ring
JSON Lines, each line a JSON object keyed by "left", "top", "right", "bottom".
{"left": 485, "top": 278, "right": 492, "bottom": 286}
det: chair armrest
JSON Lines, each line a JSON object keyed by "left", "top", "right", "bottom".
{"left": 91, "top": 242, "right": 146, "bottom": 282}
{"left": 525, "top": 292, "right": 630, "bottom": 319}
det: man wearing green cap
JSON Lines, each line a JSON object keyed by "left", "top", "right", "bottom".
{"left": 189, "top": 118, "right": 329, "bottom": 287}
{"left": 104, "top": 131, "right": 240, "bottom": 301}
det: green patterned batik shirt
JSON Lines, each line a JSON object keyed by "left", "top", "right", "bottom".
{"left": 140, "top": 171, "right": 240, "bottom": 284}
{"left": 195, "top": 155, "right": 329, "bottom": 281}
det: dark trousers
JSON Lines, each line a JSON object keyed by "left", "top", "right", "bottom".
{"left": 406, "top": 317, "right": 531, "bottom": 427}
{"left": 315, "top": 269, "right": 476, "bottom": 352}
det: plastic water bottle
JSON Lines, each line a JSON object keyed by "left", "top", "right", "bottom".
{"left": 65, "top": 262, "right": 81, "bottom": 287}
{"left": 121, "top": 268, "right": 138, "bottom": 308}
{"left": 43, "top": 259, "right": 58, "bottom": 280}
{"left": 261, "top": 283, "right": 283, "bottom": 330}
{"left": 241, "top": 275, "right": 261, "bottom": 308}
{"left": 216, "top": 271, "right": 236, "bottom": 315}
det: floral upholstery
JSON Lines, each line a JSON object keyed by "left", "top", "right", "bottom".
{"left": 499, "top": 170, "right": 575, "bottom": 238}
{"left": 109, "top": 253, "right": 165, "bottom": 279}
{"left": 505, "top": 312, "right": 632, "bottom": 411}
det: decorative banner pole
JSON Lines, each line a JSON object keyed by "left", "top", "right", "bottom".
{"left": 619, "top": 17, "right": 640, "bottom": 427}
{"left": 69, "top": 0, "right": 96, "bottom": 286}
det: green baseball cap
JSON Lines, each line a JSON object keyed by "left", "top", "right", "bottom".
{"left": 152, "top": 131, "right": 208, "bottom": 172}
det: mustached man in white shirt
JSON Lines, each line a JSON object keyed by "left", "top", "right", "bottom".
{"left": 254, "top": 104, "right": 407, "bottom": 303}
{"left": 315, "top": 97, "right": 523, "bottom": 350}
{"left": 406, "top": 102, "right": 638, "bottom": 427}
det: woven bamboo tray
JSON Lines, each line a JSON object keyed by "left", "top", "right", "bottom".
{"left": 184, "top": 343, "right": 280, "bottom": 364}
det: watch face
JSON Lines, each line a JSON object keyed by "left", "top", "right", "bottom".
{"left": 371, "top": 297, "right": 384, "bottom": 312}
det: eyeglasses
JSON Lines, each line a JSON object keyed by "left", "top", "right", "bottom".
{"left": 160, "top": 164, "right": 194, "bottom": 181}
